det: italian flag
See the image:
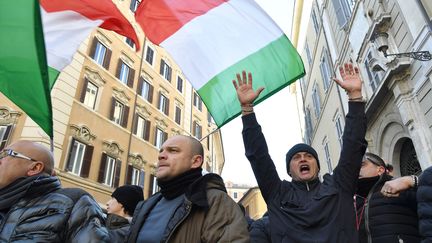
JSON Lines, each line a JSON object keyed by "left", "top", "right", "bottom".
{"left": 0, "top": 0, "right": 138, "bottom": 137}
{"left": 136, "top": 0, "right": 305, "bottom": 126}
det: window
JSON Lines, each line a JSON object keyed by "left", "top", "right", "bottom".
{"left": 177, "top": 76, "right": 183, "bottom": 93}
{"left": 311, "top": 9, "right": 320, "bottom": 34}
{"left": 145, "top": 46, "right": 154, "bottom": 65}
{"left": 98, "top": 153, "right": 121, "bottom": 188}
{"left": 332, "top": 0, "right": 355, "bottom": 27}
{"left": 116, "top": 60, "right": 135, "bottom": 88}
{"left": 89, "top": 39, "right": 111, "bottom": 69}
{"left": 127, "top": 165, "right": 145, "bottom": 187}
{"left": 312, "top": 84, "right": 321, "bottom": 118}
{"left": 193, "top": 92, "right": 203, "bottom": 111}
{"left": 80, "top": 80, "right": 98, "bottom": 109}
{"left": 110, "top": 99, "right": 129, "bottom": 128}
{"left": 364, "top": 52, "right": 383, "bottom": 92}
{"left": 65, "top": 139, "right": 93, "bottom": 178}
{"left": 207, "top": 112, "right": 213, "bottom": 124}
{"left": 319, "top": 49, "right": 332, "bottom": 92}
{"left": 160, "top": 60, "right": 172, "bottom": 81}
{"left": 334, "top": 114, "right": 343, "bottom": 146}
{"left": 134, "top": 115, "right": 150, "bottom": 141}
{"left": 305, "top": 43, "right": 313, "bottom": 65}
{"left": 192, "top": 121, "right": 202, "bottom": 139}
{"left": 158, "top": 93, "right": 169, "bottom": 115}
{"left": 304, "top": 108, "right": 313, "bottom": 145}
{"left": 150, "top": 175, "right": 159, "bottom": 195}
{"left": 233, "top": 192, "right": 238, "bottom": 199}
{"left": 125, "top": 37, "right": 135, "bottom": 49}
{"left": 154, "top": 128, "right": 168, "bottom": 148}
{"left": 175, "top": 106, "right": 182, "bottom": 125}
{"left": 137, "top": 78, "right": 153, "bottom": 103}
{"left": 0, "top": 125, "right": 12, "bottom": 150}
{"left": 323, "top": 139, "right": 333, "bottom": 173}
{"left": 130, "top": 0, "right": 140, "bottom": 12}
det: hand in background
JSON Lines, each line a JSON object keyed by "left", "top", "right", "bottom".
{"left": 232, "top": 70, "right": 264, "bottom": 106}
{"left": 333, "top": 63, "right": 363, "bottom": 100}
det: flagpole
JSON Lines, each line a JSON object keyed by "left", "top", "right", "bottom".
{"left": 124, "top": 35, "right": 148, "bottom": 183}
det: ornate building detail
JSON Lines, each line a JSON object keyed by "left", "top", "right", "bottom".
{"left": 154, "top": 116, "right": 168, "bottom": 130}
{"left": 136, "top": 104, "right": 151, "bottom": 119}
{"left": 102, "top": 140, "right": 123, "bottom": 158}
{"left": 171, "top": 128, "right": 181, "bottom": 135}
{"left": 0, "top": 107, "right": 21, "bottom": 125}
{"left": 84, "top": 67, "right": 106, "bottom": 87}
{"left": 112, "top": 87, "right": 131, "bottom": 104}
{"left": 128, "top": 153, "right": 146, "bottom": 168}
{"left": 70, "top": 124, "right": 96, "bottom": 144}
{"left": 120, "top": 51, "right": 134, "bottom": 67}
{"left": 95, "top": 31, "right": 112, "bottom": 47}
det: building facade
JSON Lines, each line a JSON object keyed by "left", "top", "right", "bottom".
{"left": 300, "top": 0, "right": 432, "bottom": 176}
{"left": 225, "top": 181, "right": 253, "bottom": 203}
{"left": 238, "top": 187, "right": 267, "bottom": 220}
{"left": 0, "top": 0, "right": 224, "bottom": 204}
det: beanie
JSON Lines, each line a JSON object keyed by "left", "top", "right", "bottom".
{"left": 285, "top": 143, "right": 320, "bottom": 174}
{"left": 112, "top": 185, "right": 144, "bottom": 215}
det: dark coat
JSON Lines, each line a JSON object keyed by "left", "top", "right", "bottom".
{"left": 127, "top": 174, "right": 249, "bottom": 243}
{"left": 356, "top": 174, "right": 420, "bottom": 243}
{"left": 242, "top": 102, "right": 367, "bottom": 243}
{"left": 106, "top": 214, "right": 130, "bottom": 242}
{"left": 0, "top": 176, "right": 109, "bottom": 242}
{"left": 417, "top": 166, "right": 432, "bottom": 242}
{"left": 250, "top": 214, "right": 271, "bottom": 243}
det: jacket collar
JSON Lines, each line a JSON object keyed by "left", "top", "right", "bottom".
{"left": 292, "top": 177, "right": 320, "bottom": 191}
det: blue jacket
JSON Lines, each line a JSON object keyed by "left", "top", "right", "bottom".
{"left": 242, "top": 102, "right": 367, "bottom": 243}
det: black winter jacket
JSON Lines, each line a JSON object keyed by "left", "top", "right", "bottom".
{"left": 106, "top": 214, "right": 130, "bottom": 242}
{"left": 242, "top": 102, "right": 367, "bottom": 243}
{"left": 417, "top": 166, "right": 432, "bottom": 243}
{"left": 356, "top": 174, "right": 420, "bottom": 243}
{"left": 249, "top": 213, "right": 271, "bottom": 243}
{"left": 0, "top": 176, "right": 109, "bottom": 242}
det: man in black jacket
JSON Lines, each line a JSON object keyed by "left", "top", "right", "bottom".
{"left": 0, "top": 140, "right": 109, "bottom": 242}
{"left": 356, "top": 152, "right": 420, "bottom": 243}
{"left": 232, "top": 63, "right": 367, "bottom": 242}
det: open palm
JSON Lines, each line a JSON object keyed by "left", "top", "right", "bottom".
{"left": 232, "top": 71, "right": 264, "bottom": 106}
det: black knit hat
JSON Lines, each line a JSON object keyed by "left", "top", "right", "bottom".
{"left": 286, "top": 143, "right": 320, "bottom": 174}
{"left": 112, "top": 185, "right": 144, "bottom": 215}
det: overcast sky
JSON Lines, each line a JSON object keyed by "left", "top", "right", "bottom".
{"left": 220, "top": 0, "right": 310, "bottom": 185}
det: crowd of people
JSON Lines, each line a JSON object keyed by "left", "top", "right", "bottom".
{"left": 0, "top": 64, "right": 431, "bottom": 242}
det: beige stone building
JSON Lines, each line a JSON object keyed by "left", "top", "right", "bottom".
{"left": 225, "top": 181, "right": 253, "bottom": 203}
{"left": 300, "top": 0, "right": 432, "bottom": 176}
{"left": 238, "top": 187, "right": 267, "bottom": 220}
{"left": 0, "top": 0, "right": 224, "bottom": 205}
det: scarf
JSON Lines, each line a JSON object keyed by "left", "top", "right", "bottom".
{"left": 158, "top": 168, "right": 203, "bottom": 200}
{"left": 0, "top": 175, "right": 60, "bottom": 212}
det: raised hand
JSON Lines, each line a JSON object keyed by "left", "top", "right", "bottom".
{"left": 232, "top": 70, "right": 264, "bottom": 106}
{"left": 381, "top": 176, "right": 414, "bottom": 198}
{"left": 333, "top": 63, "right": 363, "bottom": 100}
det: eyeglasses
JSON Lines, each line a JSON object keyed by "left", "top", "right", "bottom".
{"left": 0, "top": 149, "right": 38, "bottom": 162}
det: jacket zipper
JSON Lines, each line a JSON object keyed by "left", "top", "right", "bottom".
{"left": 165, "top": 200, "right": 193, "bottom": 242}
{"left": 365, "top": 176, "right": 384, "bottom": 243}
{"left": 306, "top": 182, "right": 310, "bottom": 191}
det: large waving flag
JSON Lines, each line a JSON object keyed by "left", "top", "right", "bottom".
{"left": 40, "top": 0, "right": 140, "bottom": 88}
{"left": 136, "top": 0, "right": 305, "bottom": 126}
{"left": 0, "top": 0, "right": 53, "bottom": 137}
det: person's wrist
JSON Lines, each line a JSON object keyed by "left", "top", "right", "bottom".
{"left": 241, "top": 103, "right": 254, "bottom": 115}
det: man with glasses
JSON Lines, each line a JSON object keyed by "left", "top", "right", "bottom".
{"left": 355, "top": 152, "right": 420, "bottom": 242}
{"left": 0, "top": 140, "right": 109, "bottom": 242}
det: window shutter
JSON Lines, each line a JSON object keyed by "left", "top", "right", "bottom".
{"left": 160, "top": 59, "right": 165, "bottom": 75}
{"left": 133, "top": 114, "right": 138, "bottom": 135}
{"left": 110, "top": 98, "right": 116, "bottom": 121}
{"left": 81, "top": 144, "right": 93, "bottom": 178}
{"left": 122, "top": 106, "right": 130, "bottom": 128}
{"left": 165, "top": 97, "right": 170, "bottom": 115}
{"left": 149, "top": 175, "right": 154, "bottom": 195}
{"left": 139, "top": 171, "right": 145, "bottom": 187}
{"left": 163, "top": 131, "right": 168, "bottom": 143}
{"left": 89, "top": 38, "right": 98, "bottom": 58}
{"left": 103, "top": 49, "right": 112, "bottom": 69}
{"left": 126, "top": 165, "right": 133, "bottom": 184}
{"left": 137, "top": 78, "right": 143, "bottom": 95}
{"left": 80, "top": 78, "right": 89, "bottom": 103}
{"left": 144, "top": 120, "right": 151, "bottom": 141}
{"left": 168, "top": 67, "right": 172, "bottom": 82}
{"left": 98, "top": 153, "right": 107, "bottom": 183}
{"left": 332, "top": 0, "right": 348, "bottom": 27}
{"left": 157, "top": 91, "right": 161, "bottom": 109}
{"left": 65, "top": 139, "right": 76, "bottom": 172}
{"left": 116, "top": 60, "right": 122, "bottom": 79}
{"left": 192, "top": 121, "right": 196, "bottom": 136}
{"left": 114, "top": 160, "right": 122, "bottom": 187}
{"left": 127, "top": 68, "right": 135, "bottom": 88}
{"left": 0, "top": 125, "right": 12, "bottom": 150}
{"left": 148, "top": 84, "right": 154, "bottom": 103}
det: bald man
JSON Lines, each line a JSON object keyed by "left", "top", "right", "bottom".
{"left": 0, "top": 140, "right": 109, "bottom": 242}
{"left": 127, "top": 135, "right": 249, "bottom": 242}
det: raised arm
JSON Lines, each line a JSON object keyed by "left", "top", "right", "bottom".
{"left": 332, "top": 63, "right": 368, "bottom": 194}
{"left": 233, "top": 71, "right": 282, "bottom": 201}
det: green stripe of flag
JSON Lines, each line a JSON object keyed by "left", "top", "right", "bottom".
{"left": 0, "top": 0, "right": 53, "bottom": 137}
{"left": 198, "top": 36, "right": 305, "bottom": 126}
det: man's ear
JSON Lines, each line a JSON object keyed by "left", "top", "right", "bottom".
{"left": 26, "top": 161, "right": 45, "bottom": 176}
{"left": 191, "top": 155, "right": 203, "bottom": 169}
{"left": 377, "top": 166, "right": 386, "bottom": 175}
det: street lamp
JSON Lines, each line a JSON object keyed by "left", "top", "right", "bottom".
{"left": 373, "top": 32, "right": 432, "bottom": 61}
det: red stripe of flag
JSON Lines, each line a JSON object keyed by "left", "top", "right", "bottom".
{"left": 40, "top": 0, "right": 140, "bottom": 50}
{"left": 135, "top": 0, "right": 227, "bottom": 45}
